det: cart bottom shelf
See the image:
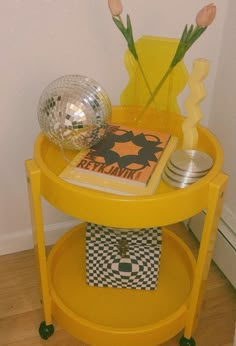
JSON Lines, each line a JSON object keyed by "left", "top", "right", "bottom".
{"left": 48, "top": 223, "right": 195, "bottom": 346}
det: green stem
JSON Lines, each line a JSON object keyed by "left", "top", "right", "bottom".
{"left": 135, "top": 65, "right": 173, "bottom": 124}
{"left": 136, "top": 59, "right": 153, "bottom": 99}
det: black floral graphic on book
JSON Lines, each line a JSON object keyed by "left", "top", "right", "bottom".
{"left": 89, "top": 128, "right": 164, "bottom": 171}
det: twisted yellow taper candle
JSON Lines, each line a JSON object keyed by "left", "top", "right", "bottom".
{"left": 182, "top": 58, "right": 209, "bottom": 149}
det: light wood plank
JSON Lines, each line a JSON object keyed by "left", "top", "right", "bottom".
{"left": 0, "top": 310, "right": 85, "bottom": 346}
{"left": 0, "top": 249, "right": 41, "bottom": 320}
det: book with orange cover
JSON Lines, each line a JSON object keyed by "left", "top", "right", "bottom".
{"left": 60, "top": 123, "right": 178, "bottom": 195}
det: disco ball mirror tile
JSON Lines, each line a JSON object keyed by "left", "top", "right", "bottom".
{"left": 38, "top": 75, "right": 112, "bottom": 150}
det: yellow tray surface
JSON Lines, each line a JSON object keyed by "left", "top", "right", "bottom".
{"left": 34, "top": 107, "right": 224, "bottom": 227}
{"left": 48, "top": 224, "right": 195, "bottom": 341}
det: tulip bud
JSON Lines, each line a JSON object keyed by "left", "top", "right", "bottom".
{"left": 108, "top": 0, "right": 123, "bottom": 17}
{"left": 196, "top": 3, "right": 216, "bottom": 27}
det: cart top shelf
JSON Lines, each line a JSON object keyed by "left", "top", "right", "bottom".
{"left": 33, "top": 106, "right": 223, "bottom": 227}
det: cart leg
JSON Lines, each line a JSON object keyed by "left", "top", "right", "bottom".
{"left": 179, "top": 335, "right": 195, "bottom": 346}
{"left": 182, "top": 173, "right": 228, "bottom": 342}
{"left": 25, "top": 160, "right": 54, "bottom": 337}
{"left": 39, "top": 321, "right": 55, "bottom": 340}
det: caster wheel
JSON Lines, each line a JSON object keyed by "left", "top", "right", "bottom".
{"left": 179, "top": 335, "right": 196, "bottom": 346}
{"left": 39, "top": 321, "right": 54, "bottom": 340}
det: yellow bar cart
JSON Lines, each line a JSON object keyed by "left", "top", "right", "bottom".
{"left": 25, "top": 106, "right": 228, "bottom": 346}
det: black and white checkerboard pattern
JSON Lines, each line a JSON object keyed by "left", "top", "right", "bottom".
{"left": 86, "top": 223, "right": 162, "bottom": 290}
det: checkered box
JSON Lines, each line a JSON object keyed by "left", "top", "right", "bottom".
{"left": 85, "top": 223, "right": 162, "bottom": 290}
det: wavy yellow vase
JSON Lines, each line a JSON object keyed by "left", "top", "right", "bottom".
{"left": 120, "top": 36, "right": 188, "bottom": 115}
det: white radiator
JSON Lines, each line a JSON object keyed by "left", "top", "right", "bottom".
{"left": 188, "top": 206, "right": 236, "bottom": 289}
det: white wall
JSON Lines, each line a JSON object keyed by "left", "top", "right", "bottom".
{"left": 0, "top": 0, "right": 229, "bottom": 254}
{"left": 208, "top": 0, "right": 236, "bottom": 232}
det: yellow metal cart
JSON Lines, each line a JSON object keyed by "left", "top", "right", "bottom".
{"left": 25, "top": 106, "right": 228, "bottom": 346}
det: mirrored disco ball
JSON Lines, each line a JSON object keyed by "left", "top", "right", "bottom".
{"left": 38, "top": 75, "right": 112, "bottom": 150}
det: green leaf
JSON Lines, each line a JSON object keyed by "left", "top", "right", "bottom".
{"left": 180, "top": 24, "right": 188, "bottom": 43}
{"left": 187, "top": 27, "right": 207, "bottom": 51}
{"left": 112, "top": 16, "right": 128, "bottom": 39}
{"left": 126, "top": 14, "right": 132, "bottom": 37}
{"left": 126, "top": 14, "right": 138, "bottom": 60}
{"left": 190, "top": 26, "right": 207, "bottom": 43}
{"left": 185, "top": 24, "right": 194, "bottom": 42}
{"left": 170, "top": 26, "right": 187, "bottom": 68}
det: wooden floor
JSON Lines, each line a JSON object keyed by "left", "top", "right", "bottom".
{"left": 0, "top": 223, "right": 235, "bottom": 346}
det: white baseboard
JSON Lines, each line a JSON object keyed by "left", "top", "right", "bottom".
{"left": 0, "top": 219, "right": 80, "bottom": 256}
{"left": 188, "top": 211, "right": 236, "bottom": 289}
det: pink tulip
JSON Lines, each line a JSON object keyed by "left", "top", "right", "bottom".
{"left": 108, "top": 0, "right": 123, "bottom": 17}
{"left": 196, "top": 3, "right": 216, "bottom": 27}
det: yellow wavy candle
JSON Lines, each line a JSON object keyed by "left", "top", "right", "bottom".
{"left": 182, "top": 58, "right": 209, "bottom": 149}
